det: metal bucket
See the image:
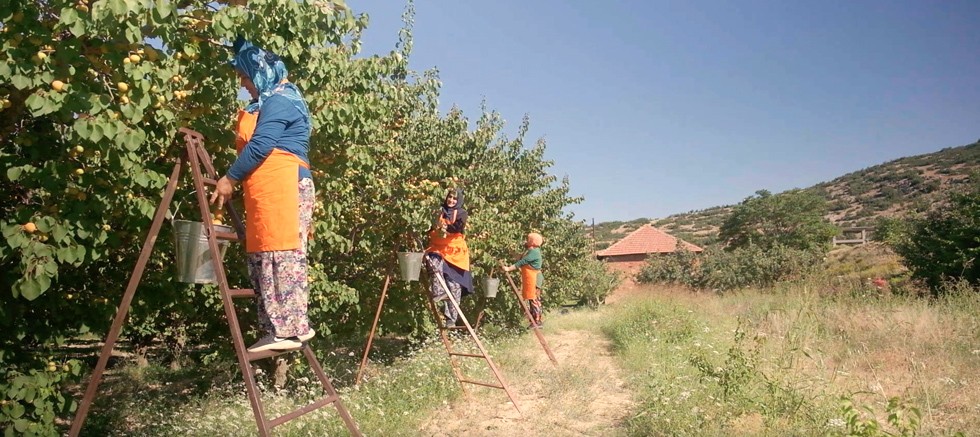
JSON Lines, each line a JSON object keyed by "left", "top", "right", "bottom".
{"left": 173, "top": 220, "right": 232, "bottom": 284}
{"left": 482, "top": 277, "right": 499, "bottom": 298}
{"left": 397, "top": 252, "right": 424, "bottom": 282}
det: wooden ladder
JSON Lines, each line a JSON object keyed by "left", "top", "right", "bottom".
{"left": 498, "top": 263, "right": 558, "bottom": 366}
{"left": 357, "top": 270, "right": 523, "bottom": 417}
{"left": 69, "top": 128, "right": 361, "bottom": 436}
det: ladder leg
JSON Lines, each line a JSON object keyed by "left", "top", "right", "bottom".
{"left": 422, "top": 284, "right": 468, "bottom": 394}
{"left": 69, "top": 159, "right": 183, "bottom": 436}
{"left": 185, "top": 130, "right": 361, "bottom": 435}
{"left": 187, "top": 141, "right": 271, "bottom": 436}
{"left": 433, "top": 273, "right": 523, "bottom": 417}
{"left": 303, "top": 347, "right": 363, "bottom": 436}
{"left": 500, "top": 266, "right": 559, "bottom": 366}
{"left": 356, "top": 274, "right": 391, "bottom": 385}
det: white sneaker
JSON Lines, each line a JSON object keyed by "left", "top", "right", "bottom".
{"left": 247, "top": 334, "right": 302, "bottom": 353}
{"left": 297, "top": 329, "right": 316, "bottom": 342}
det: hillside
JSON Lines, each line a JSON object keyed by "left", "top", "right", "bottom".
{"left": 592, "top": 140, "right": 980, "bottom": 248}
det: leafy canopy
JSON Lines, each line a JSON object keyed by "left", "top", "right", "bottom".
{"left": 718, "top": 189, "right": 838, "bottom": 252}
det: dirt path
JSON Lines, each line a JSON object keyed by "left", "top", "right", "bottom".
{"left": 418, "top": 303, "right": 635, "bottom": 436}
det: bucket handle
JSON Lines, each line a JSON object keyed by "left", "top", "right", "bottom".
{"left": 166, "top": 190, "right": 205, "bottom": 222}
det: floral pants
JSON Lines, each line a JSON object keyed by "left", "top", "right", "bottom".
{"left": 528, "top": 293, "right": 543, "bottom": 326}
{"left": 247, "top": 178, "right": 314, "bottom": 338}
{"left": 424, "top": 254, "right": 463, "bottom": 327}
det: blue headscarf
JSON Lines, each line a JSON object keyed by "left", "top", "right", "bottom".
{"left": 230, "top": 37, "right": 310, "bottom": 122}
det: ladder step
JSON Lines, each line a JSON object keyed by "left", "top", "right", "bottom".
{"left": 448, "top": 352, "right": 484, "bottom": 358}
{"left": 202, "top": 177, "right": 218, "bottom": 186}
{"left": 228, "top": 288, "right": 256, "bottom": 298}
{"left": 214, "top": 231, "right": 240, "bottom": 241}
{"left": 443, "top": 326, "right": 468, "bottom": 330}
{"left": 268, "top": 394, "right": 340, "bottom": 428}
{"left": 248, "top": 346, "right": 304, "bottom": 362}
{"left": 459, "top": 379, "right": 504, "bottom": 389}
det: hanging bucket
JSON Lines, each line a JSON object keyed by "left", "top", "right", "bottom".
{"left": 482, "top": 277, "right": 500, "bottom": 298}
{"left": 397, "top": 252, "right": 424, "bottom": 282}
{"left": 173, "top": 220, "right": 233, "bottom": 284}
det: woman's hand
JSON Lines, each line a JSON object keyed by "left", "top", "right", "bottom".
{"left": 209, "top": 175, "right": 237, "bottom": 209}
{"left": 502, "top": 264, "right": 516, "bottom": 273}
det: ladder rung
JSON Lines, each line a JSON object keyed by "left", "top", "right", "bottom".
{"left": 202, "top": 177, "right": 217, "bottom": 186}
{"left": 248, "top": 346, "right": 303, "bottom": 362}
{"left": 459, "top": 379, "right": 504, "bottom": 389}
{"left": 449, "top": 352, "right": 484, "bottom": 358}
{"left": 214, "top": 231, "right": 240, "bottom": 241}
{"left": 228, "top": 288, "right": 256, "bottom": 298}
{"left": 443, "top": 326, "right": 467, "bottom": 330}
{"left": 268, "top": 394, "right": 340, "bottom": 428}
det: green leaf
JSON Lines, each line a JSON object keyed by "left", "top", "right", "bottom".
{"left": 155, "top": 0, "right": 173, "bottom": 18}
{"left": 57, "top": 247, "right": 74, "bottom": 264}
{"left": 109, "top": 0, "right": 128, "bottom": 16}
{"left": 73, "top": 118, "right": 91, "bottom": 140}
{"left": 36, "top": 273, "right": 51, "bottom": 293}
{"left": 90, "top": 123, "right": 104, "bottom": 143}
{"left": 7, "top": 166, "right": 22, "bottom": 181}
{"left": 102, "top": 121, "right": 119, "bottom": 141}
{"left": 70, "top": 18, "right": 87, "bottom": 37}
{"left": 59, "top": 7, "right": 79, "bottom": 26}
{"left": 14, "top": 278, "right": 41, "bottom": 300}
{"left": 2, "top": 223, "right": 21, "bottom": 239}
{"left": 125, "top": 24, "right": 140, "bottom": 44}
{"left": 52, "top": 224, "right": 68, "bottom": 243}
{"left": 10, "top": 75, "right": 31, "bottom": 89}
{"left": 89, "top": 94, "right": 110, "bottom": 115}
{"left": 5, "top": 232, "right": 28, "bottom": 250}
{"left": 73, "top": 245, "right": 86, "bottom": 264}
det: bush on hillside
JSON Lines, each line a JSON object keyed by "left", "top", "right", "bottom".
{"left": 636, "top": 245, "right": 820, "bottom": 291}
{"left": 885, "top": 179, "right": 980, "bottom": 293}
{"left": 718, "top": 189, "right": 839, "bottom": 253}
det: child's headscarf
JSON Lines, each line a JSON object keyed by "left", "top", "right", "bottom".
{"left": 230, "top": 37, "right": 310, "bottom": 123}
{"left": 527, "top": 232, "right": 543, "bottom": 247}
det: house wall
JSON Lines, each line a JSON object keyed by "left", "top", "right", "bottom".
{"left": 598, "top": 254, "right": 650, "bottom": 278}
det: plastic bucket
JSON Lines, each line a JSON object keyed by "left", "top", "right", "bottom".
{"left": 482, "top": 277, "right": 499, "bottom": 298}
{"left": 397, "top": 252, "right": 424, "bottom": 282}
{"left": 173, "top": 220, "right": 232, "bottom": 284}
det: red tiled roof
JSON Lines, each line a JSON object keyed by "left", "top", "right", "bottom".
{"left": 596, "top": 224, "right": 703, "bottom": 257}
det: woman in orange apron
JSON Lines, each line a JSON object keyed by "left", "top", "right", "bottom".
{"left": 424, "top": 188, "right": 473, "bottom": 326}
{"left": 211, "top": 38, "right": 315, "bottom": 353}
{"left": 503, "top": 233, "right": 545, "bottom": 327}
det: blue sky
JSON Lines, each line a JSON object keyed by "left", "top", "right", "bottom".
{"left": 351, "top": 1, "right": 980, "bottom": 223}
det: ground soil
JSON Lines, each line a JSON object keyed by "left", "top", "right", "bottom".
{"left": 418, "top": 282, "right": 636, "bottom": 436}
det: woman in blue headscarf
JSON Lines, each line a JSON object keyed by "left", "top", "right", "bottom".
{"left": 210, "top": 37, "right": 316, "bottom": 353}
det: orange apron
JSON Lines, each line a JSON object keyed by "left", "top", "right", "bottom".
{"left": 520, "top": 265, "right": 540, "bottom": 300}
{"left": 426, "top": 230, "right": 470, "bottom": 271}
{"left": 235, "top": 110, "right": 309, "bottom": 253}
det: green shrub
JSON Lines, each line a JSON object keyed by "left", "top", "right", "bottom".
{"left": 887, "top": 179, "right": 980, "bottom": 293}
{"left": 637, "top": 245, "right": 821, "bottom": 291}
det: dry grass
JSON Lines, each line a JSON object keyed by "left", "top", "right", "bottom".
{"left": 615, "top": 281, "right": 979, "bottom": 435}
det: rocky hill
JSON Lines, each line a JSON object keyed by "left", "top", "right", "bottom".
{"left": 593, "top": 140, "right": 980, "bottom": 249}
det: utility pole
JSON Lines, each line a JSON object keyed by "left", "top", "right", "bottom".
{"left": 591, "top": 218, "right": 596, "bottom": 256}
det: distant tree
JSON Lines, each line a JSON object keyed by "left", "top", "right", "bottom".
{"left": 889, "top": 179, "right": 980, "bottom": 292}
{"left": 718, "top": 189, "right": 838, "bottom": 252}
